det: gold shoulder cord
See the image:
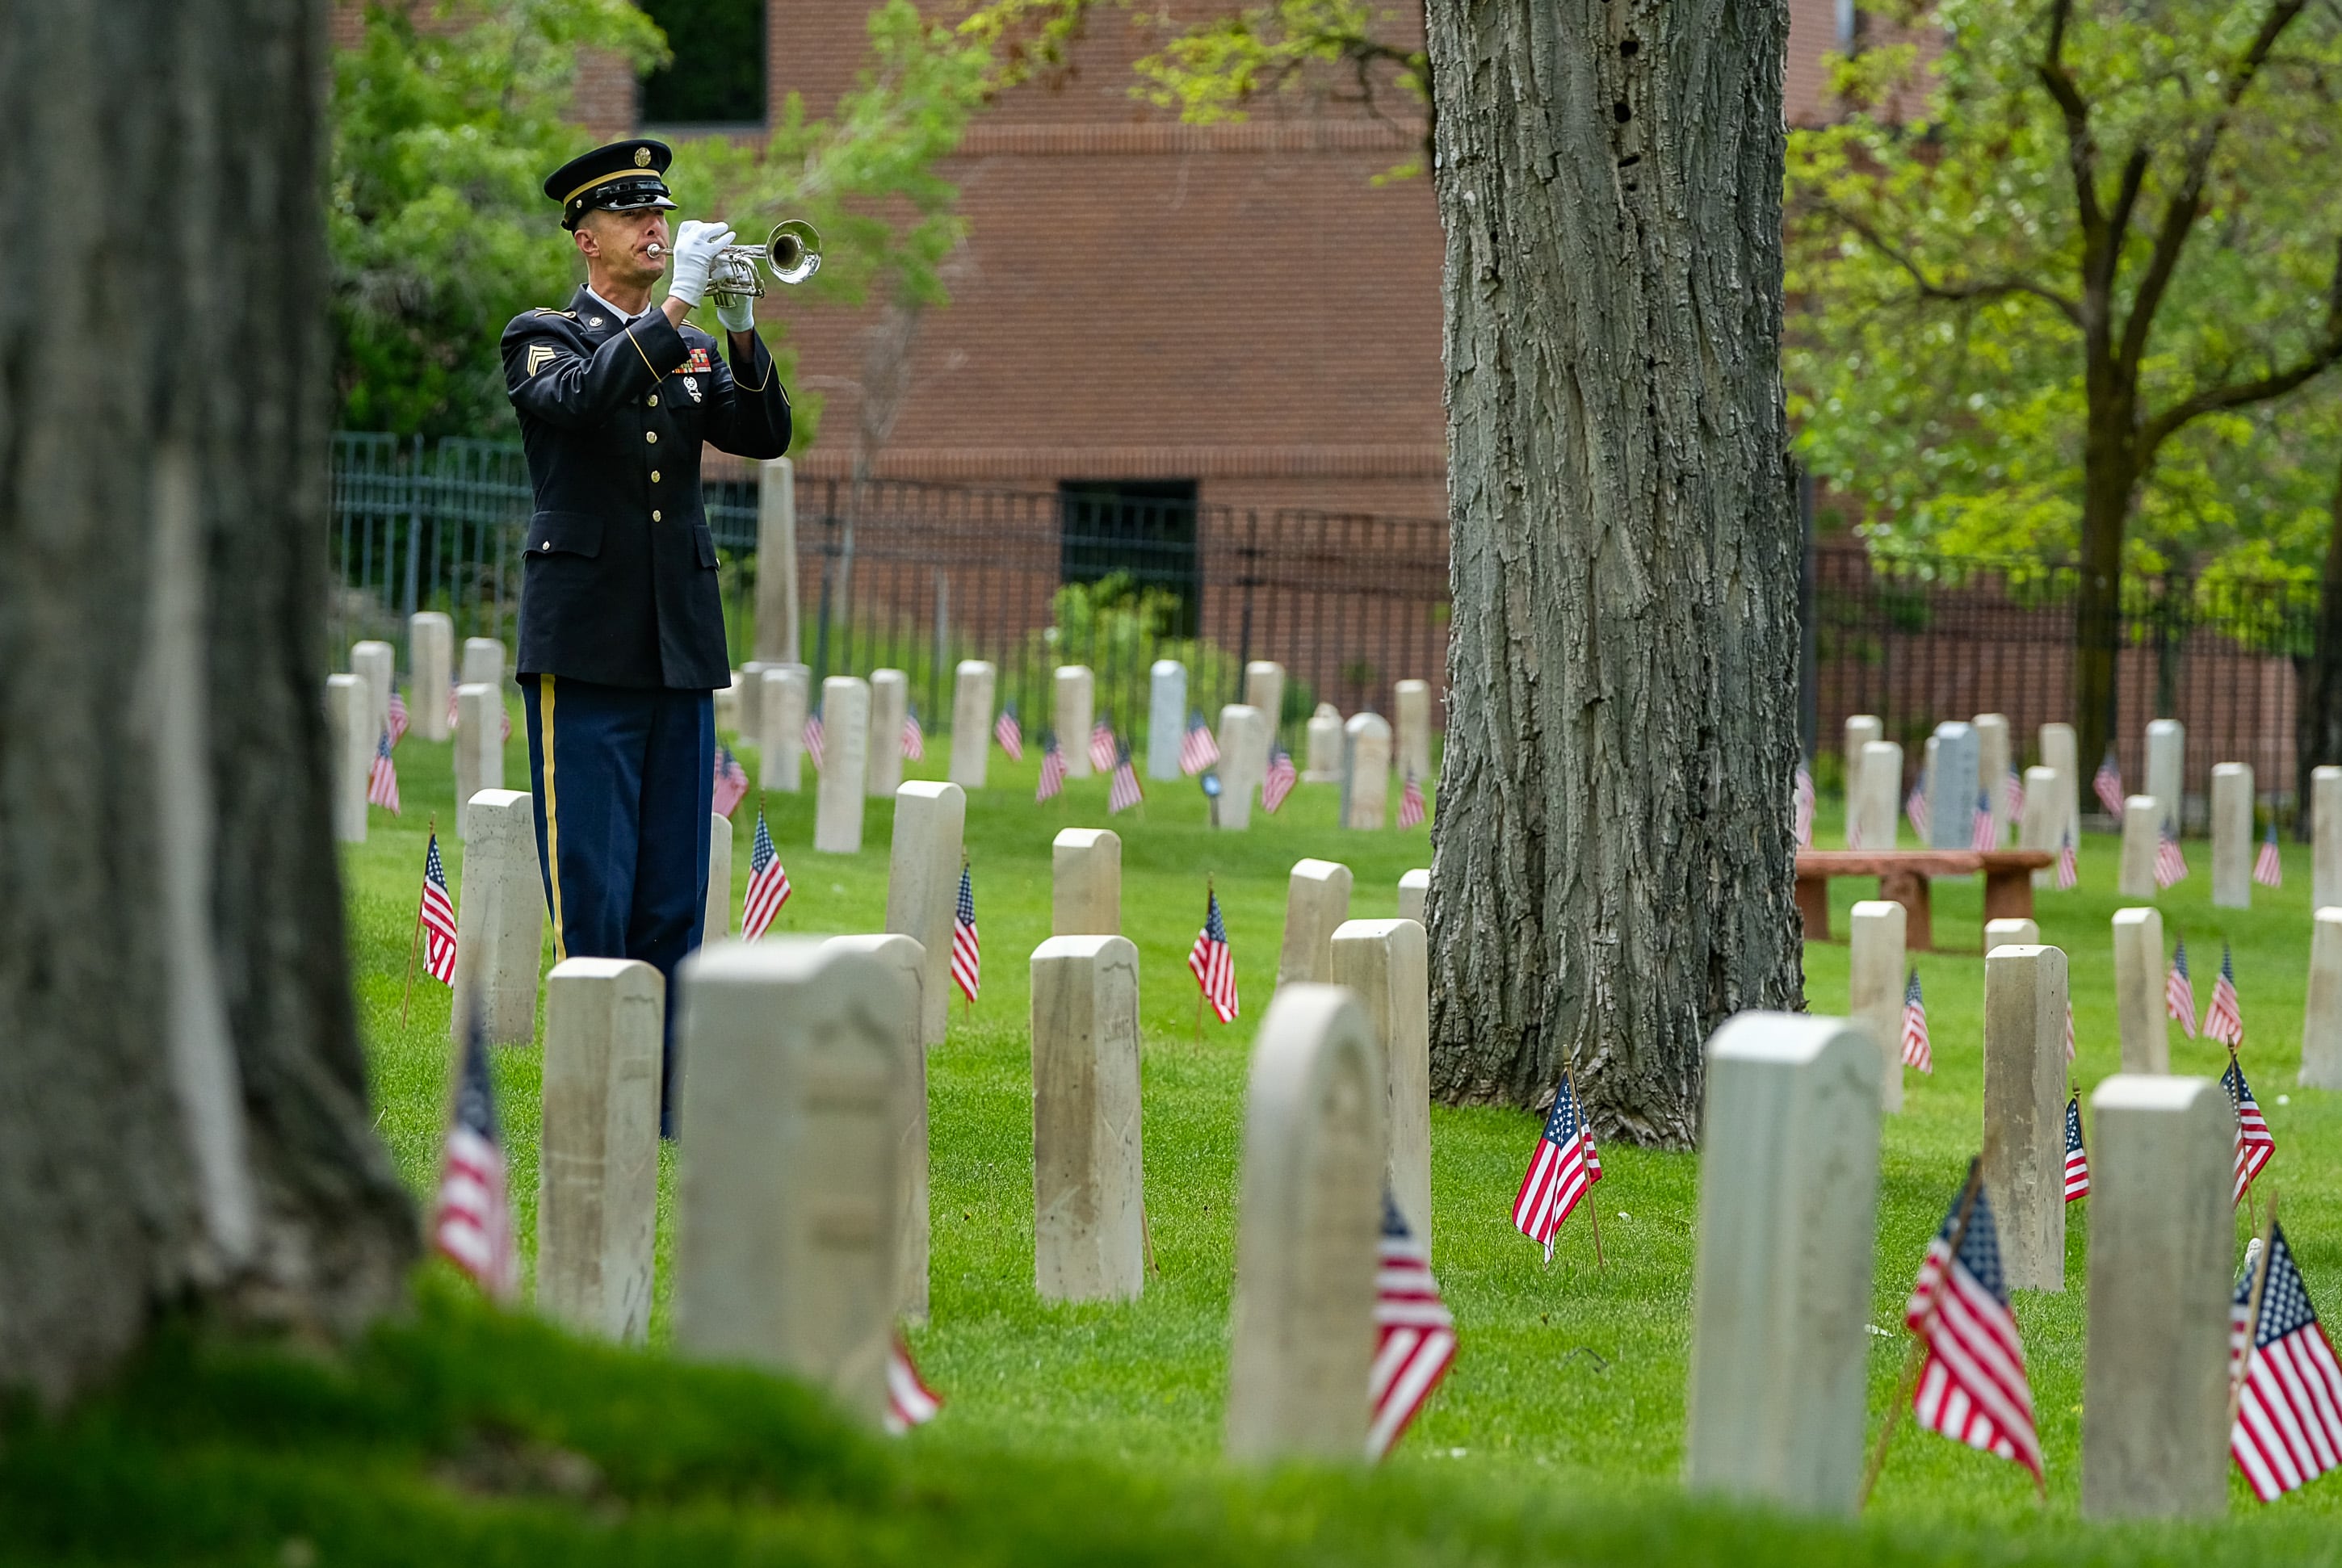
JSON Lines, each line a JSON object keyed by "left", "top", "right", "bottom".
{"left": 622, "top": 325, "right": 662, "bottom": 379}
{"left": 731, "top": 339, "right": 770, "bottom": 392}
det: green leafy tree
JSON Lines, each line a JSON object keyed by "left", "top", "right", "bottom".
{"left": 1785, "top": 0, "right": 2342, "bottom": 765}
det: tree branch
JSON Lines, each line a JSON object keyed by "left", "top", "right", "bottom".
{"left": 1820, "top": 204, "right": 2082, "bottom": 325}
{"left": 2138, "top": 237, "right": 2342, "bottom": 458}
{"left": 2036, "top": 0, "right": 2108, "bottom": 256}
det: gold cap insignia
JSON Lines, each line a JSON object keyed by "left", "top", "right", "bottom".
{"left": 634, "top": 148, "right": 653, "bottom": 167}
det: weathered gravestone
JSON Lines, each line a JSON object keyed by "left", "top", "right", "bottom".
{"left": 1684, "top": 1012, "right": 1881, "bottom": 1516}
{"left": 450, "top": 789, "right": 544, "bottom": 1046}
{"left": 1224, "top": 984, "right": 1385, "bottom": 1463}
{"left": 1303, "top": 703, "right": 1344, "bottom": 782}
{"left": 409, "top": 611, "right": 453, "bottom": 741}
{"left": 460, "top": 635, "right": 505, "bottom": 690}
{"left": 1051, "top": 827, "right": 1121, "bottom": 936}
{"left": 350, "top": 639, "right": 394, "bottom": 743}
{"left": 1927, "top": 721, "right": 1979, "bottom": 850}
{"left": 1394, "top": 680, "right": 1432, "bottom": 784}
{"left": 1276, "top": 858, "right": 1353, "bottom": 990}
{"left": 883, "top": 781, "right": 965, "bottom": 1046}
{"left": 754, "top": 456, "right": 800, "bottom": 665}
{"left": 2040, "top": 720, "right": 2080, "bottom": 841}
{"left": 1056, "top": 665, "right": 1096, "bottom": 779}
{"left": 537, "top": 958, "right": 662, "bottom": 1342}
{"left": 827, "top": 933, "right": 931, "bottom": 1324}
{"left": 1848, "top": 899, "right": 1906, "bottom": 1113}
{"left": 703, "top": 812, "right": 732, "bottom": 941}
{"left": 452, "top": 683, "right": 503, "bottom": 840}
{"left": 1974, "top": 712, "right": 2011, "bottom": 845}
{"left": 950, "top": 660, "right": 996, "bottom": 789}
{"left": 2111, "top": 908, "right": 2171, "bottom": 1074}
{"left": 1214, "top": 704, "right": 1265, "bottom": 829}
{"left": 1342, "top": 712, "right": 1391, "bottom": 829}
{"left": 2081, "top": 1074, "right": 2233, "bottom": 1519}
{"left": 1857, "top": 740, "right": 1903, "bottom": 849}
{"left": 1984, "top": 916, "right": 2040, "bottom": 948}
{"left": 1030, "top": 935, "right": 1147, "bottom": 1304}
{"left": 2021, "top": 764, "right": 2062, "bottom": 888}
{"left": 813, "top": 676, "right": 871, "bottom": 853}
{"left": 1843, "top": 715, "right": 1882, "bottom": 842}
{"left": 2302, "top": 908, "right": 2342, "bottom": 1090}
{"left": 1330, "top": 918, "right": 1430, "bottom": 1239}
{"left": 323, "top": 674, "right": 370, "bottom": 844}
{"left": 1983, "top": 944, "right": 2068, "bottom": 1291}
{"left": 1396, "top": 868, "right": 1429, "bottom": 925}
{"left": 2146, "top": 719, "right": 2186, "bottom": 832}
{"left": 2118, "top": 795, "right": 2160, "bottom": 897}
{"left": 2210, "top": 762, "right": 2252, "bottom": 909}
{"left": 1147, "top": 660, "right": 1187, "bottom": 780}
{"left": 672, "top": 941, "right": 907, "bottom": 1425}
{"left": 716, "top": 670, "right": 742, "bottom": 736}
{"left": 760, "top": 665, "right": 808, "bottom": 795}
{"left": 2318, "top": 766, "right": 2342, "bottom": 910}
{"left": 867, "top": 669, "right": 909, "bottom": 799}
{"left": 1244, "top": 661, "right": 1286, "bottom": 734}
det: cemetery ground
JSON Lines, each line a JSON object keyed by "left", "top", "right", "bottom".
{"left": 16, "top": 719, "right": 2342, "bottom": 1562}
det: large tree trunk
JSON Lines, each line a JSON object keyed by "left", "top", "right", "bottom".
{"left": 1421, "top": 0, "right": 1803, "bottom": 1142}
{"left": 2071, "top": 381, "right": 2138, "bottom": 774}
{"left": 2298, "top": 449, "right": 2342, "bottom": 837}
{"left": 0, "top": 1, "right": 415, "bottom": 1404}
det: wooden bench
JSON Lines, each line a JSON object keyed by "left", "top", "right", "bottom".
{"left": 1794, "top": 849, "right": 2054, "bottom": 951}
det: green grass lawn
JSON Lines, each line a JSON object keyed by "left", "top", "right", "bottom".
{"left": 15, "top": 709, "right": 2342, "bottom": 1563}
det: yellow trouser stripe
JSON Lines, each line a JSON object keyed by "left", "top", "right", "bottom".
{"left": 543, "top": 676, "right": 567, "bottom": 963}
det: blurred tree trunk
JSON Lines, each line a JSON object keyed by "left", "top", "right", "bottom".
{"left": 0, "top": 0, "right": 414, "bottom": 1403}
{"left": 2297, "top": 450, "right": 2342, "bottom": 838}
{"left": 1421, "top": 0, "right": 1803, "bottom": 1143}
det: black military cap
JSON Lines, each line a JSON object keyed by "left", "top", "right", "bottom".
{"left": 543, "top": 139, "right": 678, "bottom": 230}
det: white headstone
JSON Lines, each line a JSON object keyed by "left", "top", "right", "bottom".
{"left": 1684, "top": 1012, "right": 1881, "bottom": 1516}
{"left": 323, "top": 674, "right": 370, "bottom": 844}
{"left": 1303, "top": 703, "right": 1344, "bottom": 782}
{"left": 1244, "top": 661, "right": 1286, "bottom": 736}
{"left": 1396, "top": 868, "right": 1429, "bottom": 925}
{"left": 537, "top": 957, "right": 663, "bottom": 1342}
{"left": 716, "top": 670, "right": 742, "bottom": 736}
{"left": 409, "top": 612, "right": 453, "bottom": 742}
{"left": 883, "top": 781, "right": 965, "bottom": 1046}
{"left": 1030, "top": 934, "right": 1147, "bottom": 1304}
{"left": 1983, "top": 944, "right": 2068, "bottom": 1291}
{"left": 2040, "top": 721, "right": 2080, "bottom": 844}
{"left": 1843, "top": 715, "right": 1882, "bottom": 844}
{"left": 825, "top": 933, "right": 930, "bottom": 1323}
{"left": 1215, "top": 704, "right": 1265, "bottom": 830}
{"left": 671, "top": 940, "right": 906, "bottom": 1423}
{"left": 460, "top": 636, "right": 505, "bottom": 690}
{"left": 2111, "top": 908, "right": 2170, "bottom": 1074}
{"left": 452, "top": 683, "right": 503, "bottom": 840}
{"left": 813, "top": 677, "right": 871, "bottom": 853}
{"left": 2021, "top": 764, "right": 2062, "bottom": 889}
{"left": 1848, "top": 900, "right": 1906, "bottom": 1113}
{"left": 2145, "top": 719, "right": 2186, "bottom": 833}
{"left": 1857, "top": 740, "right": 1903, "bottom": 850}
{"left": 760, "top": 665, "right": 808, "bottom": 795}
{"left": 2118, "top": 795, "right": 2160, "bottom": 897}
{"left": 867, "top": 669, "right": 909, "bottom": 799}
{"left": 1051, "top": 828, "right": 1121, "bottom": 935}
{"left": 450, "top": 789, "right": 544, "bottom": 1046}
{"left": 1393, "top": 681, "right": 1432, "bottom": 785}
{"left": 2080, "top": 1074, "right": 2234, "bottom": 1518}
{"left": 1974, "top": 713, "right": 2010, "bottom": 846}
{"left": 1330, "top": 919, "right": 1431, "bottom": 1239}
{"left": 1224, "top": 985, "right": 1385, "bottom": 1463}
{"left": 1055, "top": 665, "right": 1096, "bottom": 778}
{"left": 1928, "top": 721, "right": 1979, "bottom": 850}
{"left": 2210, "top": 763, "right": 2252, "bottom": 909}
{"left": 350, "top": 640, "right": 395, "bottom": 744}
{"left": 2318, "top": 767, "right": 2342, "bottom": 910}
{"left": 1984, "top": 917, "right": 2040, "bottom": 948}
{"left": 1277, "top": 858, "right": 1353, "bottom": 990}
{"left": 949, "top": 660, "right": 996, "bottom": 789}
{"left": 1147, "top": 660, "right": 1188, "bottom": 780}
{"left": 703, "top": 811, "right": 732, "bottom": 941}
{"left": 1342, "top": 712, "right": 1391, "bottom": 829}
{"left": 2302, "top": 908, "right": 2342, "bottom": 1090}
{"left": 753, "top": 455, "right": 800, "bottom": 665}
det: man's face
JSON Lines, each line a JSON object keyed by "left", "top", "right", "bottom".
{"left": 575, "top": 207, "right": 671, "bottom": 286}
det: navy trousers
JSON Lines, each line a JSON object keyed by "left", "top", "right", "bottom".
{"left": 521, "top": 674, "right": 713, "bottom": 1137}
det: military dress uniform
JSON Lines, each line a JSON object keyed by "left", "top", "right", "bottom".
{"left": 502, "top": 140, "right": 792, "bottom": 1132}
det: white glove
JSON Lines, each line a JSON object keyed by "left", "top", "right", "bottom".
{"left": 716, "top": 289, "right": 758, "bottom": 333}
{"left": 665, "top": 219, "right": 735, "bottom": 309}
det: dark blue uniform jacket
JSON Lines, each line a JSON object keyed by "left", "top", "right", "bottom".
{"left": 501, "top": 287, "right": 791, "bottom": 690}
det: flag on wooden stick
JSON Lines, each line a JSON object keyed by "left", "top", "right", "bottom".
{"left": 433, "top": 1010, "right": 517, "bottom": 1301}
{"left": 367, "top": 727, "right": 401, "bottom": 815}
{"left": 419, "top": 832, "right": 459, "bottom": 985}
{"left": 1036, "top": 732, "right": 1068, "bottom": 801}
{"left": 2230, "top": 1221, "right": 2342, "bottom": 1502}
{"left": 2156, "top": 824, "right": 2189, "bottom": 889}
{"left": 1901, "top": 1163, "right": 2043, "bottom": 1484}
{"left": 2205, "top": 941, "right": 2244, "bottom": 1048}
{"left": 2226, "top": 1054, "right": 2275, "bottom": 1205}
{"left": 2094, "top": 748, "right": 2126, "bottom": 819}
{"left": 1511, "top": 1074, "right": 1601, "bottom": 1264}
{"left": 741, "top": 809, "right": 793, "bottom": 940}
{"left": 2256, "top": 821, "right": 2285, "bottom": 888}
{"left": 1261, "top": 743, "right": 1298, "bottom": 814}
{"left": 884, "top": 1335, "right": 942, "bottom": 1435}
{"left": 1178, "top": 710, "right": 1220, "bottom": 775}
{"left": 1188, "top": 886, "right": 1238, "bottom": 1023}
{"left": 1367, "top": 1191, "right": 1455, "bottom": 1461}
{"left": 950, "top": 862, "right": 980, "bottom": 1005}
{"left": 1901, "top": 970, "right": 1933, "bottom": 1074}
{"left": 2168, "top": 938, "right": 2199, "bottom": 1038}
{"left": 2063, "top": 1096, "right": 2090, "bottom": 1201}
{"left": 1107, "top": 740, "right": 1144, "bottom": 814}
{"left": 993, "top": 700, "right": 1024, "bottom": 761}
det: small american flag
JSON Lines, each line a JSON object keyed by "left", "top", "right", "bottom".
{"left": 1906, "top": 782, "right": 1929, "bottom": 841}
{"left": 367, "top": 727, "right": 401, "bottom": 815}
{"left": 2094, "top": 747, "right": 2126, "bottom": 820}
{"left": 2155, "top": 824, "right": 2189, "bottom": 889}
{"left": 1188, "top": 887, "right": 1238, "bottom": 1023}
{"left": 1511, "top": 1073, "right": 1600, "bottom": 1263}
{"left": 2256, "top": 821, "right": 2284, "bottom": 888}
{"left": 2056, "top": 828, "right": 2079, "bottom": 891}
{"left": 901, "top": 705, "right": 925, "bottom": 761}
{"left": 2226, "top": 1055, "right": 2275, "bottom": 1205}
{"left": 804, "top": 708, "right": 825, "bottom": 771}
{"left": 884, "top": 1334, "right": 942, "bottom": 1435}
{"left": 447, "top": 681, "right": 460, "bottom": 728}
{"left": 1036, "top": 732, "right": 1068, "bottom": 802}
{"left": 386, "top": 690, "right": 410, "bottom": 745}
{"left": 1179, "top": 710, "right": 1220, "bottom": 775}
{"left": 1904, "top": 1166, "right": 2042, "bottom": 1483}
{"left": 1794, "top": 763, "right": 1815, "bottom": 848}
{"left": 419, "top": 833, "right": 459, "bottom": 985}
{"left": 1970, "top": 791, "right": 1995, "bottom": 852}
{"left": 2205, "top": 941, "right": 2244, "bottom": 1048}
{"left": 950, "top": 863, "right": 980, "bottom": 1004}
{"left": 2230, "top": 1222, "right": 2342, "bottom": 1502}
{"left": 1089, "top": 718, "right": 1119, "bottom": 773}
{"left": 2063, "top": 1096, "right": 2090, "bottom": 1201}
{"left": 433, "top": 1012, "right": 516, "bottom": 1300}
{"left": 994, "top": 700, "right": 1023, "bottom": 761}
{"left": 711, "top": 744, "right": 749, "bottom": 819}
{"left": 1107, "top": 740, "right": 1144, "bottom": 814}
{"left": 2004, "top": 765, "right": 2024, "bottom": 822}
{"left": 1261, "top": 744, "right": 1298, "bottom": 814}
{"left": 1901, "top": 969, "right": 1933, "bottom": 1074}
{"left": 2168, "top": 938, "right": 2199, "bottom": 1038}
{"left": 1398, "top": 770, "right": 1427, "bottom": 830}
{"left": 1367, "top": 1191, "right": 1455, "bottom": 1461}
{"left": 741, "top": 809, "right": 792, "bottom": 939}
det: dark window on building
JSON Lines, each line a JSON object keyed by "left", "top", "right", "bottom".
{"left": 1059, "top": 480, "right": 1201, "bottom": 636}
{"left": 640, "top": 0, "right": 767, "bottom": 128}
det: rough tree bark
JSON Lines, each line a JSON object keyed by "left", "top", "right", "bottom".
{"left": 1420, "top": 0, "right": 1803, "bottom": 1142}
{"left": 0, "top": 1, "right": 415, "bottom": 1403}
